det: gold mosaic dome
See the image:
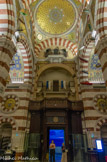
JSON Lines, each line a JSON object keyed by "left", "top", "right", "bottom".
{"left": 35, "top": 0, "right": 78, "bottom": 36}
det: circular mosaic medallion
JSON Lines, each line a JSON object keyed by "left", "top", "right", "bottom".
{"left": 49, "top": 8, "right": 63, "bottom": 23}
{"left": 53, "top": 117, "right": 58, "bottom": 123}
{"left": 1, "top": 95, "right": 19, "bottom": 113}
{"left": 93, "top": 94, "right": 107, "bottom": 113}
{"left": 35, "top": 0, "right": 78, "bottom": 36}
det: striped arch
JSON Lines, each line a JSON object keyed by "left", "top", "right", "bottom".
{"left": 76, "top": 7, "right": 84, "bottom": 43}
{"left": 24, "top": 0, "right": 90, "bottom": 6}
{"left": 95, "top": 39, "right": 107, "bottom": 87}
{"left": 0, "top": 117, "right": 18, "bottom": 131}
{"left": 21, "top": 0, "right": 37, "bottom": 55}
{"left": 96, "top": 0, "right": 107, "bottom": 39}
{"left": 0, "top": 0, "right": 15, "bottom": 39}
{"left": 95, "top": 117, "right": 107, "bottom": 132}
{"left": 35, "top": 38, "right": 77, "bottom": 56}
{"left": 17, "top": 35, "right": 33, "bottom": 84}
{"left": 76, "top": 0, "right": 91, "bottom": 43}
{"left": 79, "top": 32, "right": 95, "bottom": 83}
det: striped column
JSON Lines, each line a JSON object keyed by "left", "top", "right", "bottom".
{"left": 17, "top": 37, "right": 33, "bottom": 85}
{"left": 95, "top": 40, "right": 107, "bottom": 88}
{"left": 0, "top": 0, "right": 15, "bottom": 39}
{"left": 0, "top": 37, "right": 16, "bottom": 101}
{"left": 81, "top": 87, "right": 107, "bottom": 148}
{"left": 3, "top": 86, "right": 31, "bottom": 154}
{"left": 31, "top": 63, "right": 37, "bottom": 100}
{"left": 79, "top": 32, "right": 95, "bottom": 83}
{"left": 96, "top": 0, "right": 107, "bottom": 39}
{"left": 76, "top": 0, "right": 90, "bottom": 43}
{"left": 75, "top": 58, "right": 82, "bottom": 100}
{"left": 98, "top": 48, "right": 107, "bottom": 88}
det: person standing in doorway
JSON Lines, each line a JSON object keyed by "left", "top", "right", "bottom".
{"left": 61, "top": 143, "right": 67, "bottom": 162}
{"left": 49, "top": 140, "right": 55, "bottom": 162}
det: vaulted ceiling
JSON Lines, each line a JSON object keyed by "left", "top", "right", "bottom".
{"left": 15, "top": 0, "right": 91, "bottom": 59}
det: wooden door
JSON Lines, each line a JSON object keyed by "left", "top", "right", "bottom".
{"left": 53, "top": 80, "right": 59, "bottom": 91}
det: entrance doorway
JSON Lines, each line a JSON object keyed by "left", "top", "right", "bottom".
{"left": 49, "top": 129, "right": 65, "bottom": 162}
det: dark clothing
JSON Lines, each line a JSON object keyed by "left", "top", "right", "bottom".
{"left": 62, "top": 146, "right": 66, "bottom": 153}
{"left": 50, "top": 149, "right": 55, "bottom": 162}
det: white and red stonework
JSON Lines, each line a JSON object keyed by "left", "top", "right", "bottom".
{"left": 35, "top": 37, "right": 77, "bottom": 56}
{"left": 0, "top": 0, "right": 106, "bottom": 158}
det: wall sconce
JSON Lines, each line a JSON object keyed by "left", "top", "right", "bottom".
{"left": 91, "top": 30, "right": 97, "bottom": 39}
{"left": 15, "top": 31, "right": 20, "bottom": 41}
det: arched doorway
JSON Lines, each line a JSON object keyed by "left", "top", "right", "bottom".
{"left": 0, "top": 123, "right": 12, "bottom": 150}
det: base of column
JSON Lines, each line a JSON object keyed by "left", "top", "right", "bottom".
{"left": 88, "top": 148, "right": 98, "bottom": 162}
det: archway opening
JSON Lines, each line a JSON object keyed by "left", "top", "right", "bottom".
{"left": 0, "top": 123, "right": 12, "bottom": 150}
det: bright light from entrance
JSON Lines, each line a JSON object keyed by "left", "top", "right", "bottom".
{"left": 49, "top": 129, "right": 65, "bottom": 161}
{"left": 96, "top": 140, "right": 103, "bottom": 151}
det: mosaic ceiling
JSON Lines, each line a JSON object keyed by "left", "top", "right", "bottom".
{"left": 17, "top": 0, "right": 82, "bottom": 45}
{"left": 35, "top": 0, "right": 78, "bottom": 36}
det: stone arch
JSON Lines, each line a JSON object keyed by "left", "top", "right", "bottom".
{"left": 94, "top": 117, "right": 107, "bottom": 132}
{"left": 34, "top": 63, "right": 75, "bottom": 91}
{"left": 24, "top": 0, "right": 90, "bottom": 6}
{"left": 35, "top": 38, "right": 77, "bottom": 56}
{"left": 35, "top": 63, "right": 75, "bottom": 82}
{"left": 79, "top": 32, "right": 95, "bottom": 83}
{"left": 17, "top": 34, "right": 33, "bottom": 84}
{"left": 0, "top": 0, "right": 15, "bottom": 39}
{"left": 0, "top": 117, "right": 18, "bottom": 131}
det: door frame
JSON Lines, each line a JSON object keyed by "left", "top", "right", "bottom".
{"left": 42, "top": 124, "right": 68, "bottom": 161}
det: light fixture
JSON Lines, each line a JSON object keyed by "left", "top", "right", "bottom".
{"left": 37, "top": 34, "right": 43, "bottom": 40}
{"left": 15, "top": 31, "right": 20, "bottom": 38}
{"left": 15, "top": 31, "right": 20, "bottom": 42}
{"left": 92, "top": 30, "right": 97, "bottom": 38}
{"left": 79, "top": 46, "right": 85, "bottom": 51}
{"left": 87, "top": 0, "right": 90, "bottom": 5}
